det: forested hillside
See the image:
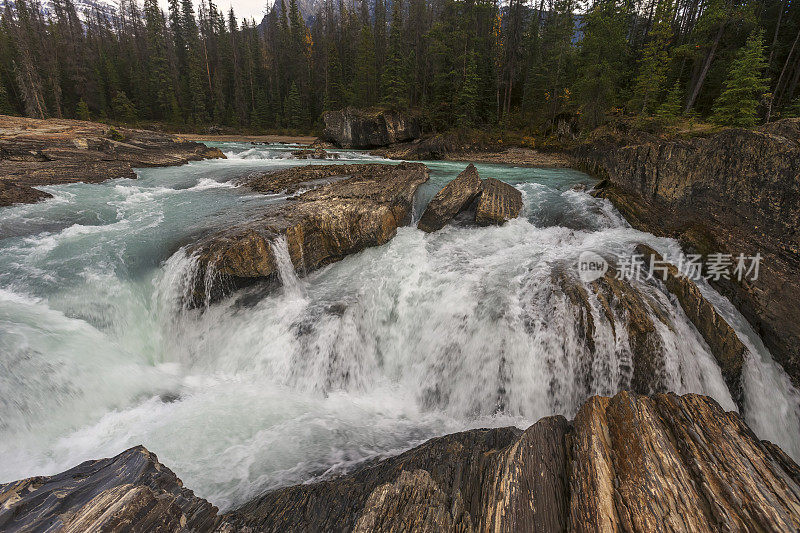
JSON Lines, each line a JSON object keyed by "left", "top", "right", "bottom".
{"left": 0, "top": 0, "right": 797, "bottom": 133}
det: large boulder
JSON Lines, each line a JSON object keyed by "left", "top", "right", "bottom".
{"left": 474, "top": 178, "right": 523, "bottom": 226}
{"left": 574, "top": 119, "right": 800, "bottom": 388}
{"left": 322, "top": 107, "right": 421, "bottom": 148}
{"left": 0, "top": 446, "right": 220, "bottom": 532}
{"left": 417, "top": 163, "right": 482, "bottom": 232}
{"left": 187, "top": 163, "right": 430, "bottom": 305}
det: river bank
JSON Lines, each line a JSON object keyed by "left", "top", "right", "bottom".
{"left": 0, "top": 115, "right": 225, "bottom": 207}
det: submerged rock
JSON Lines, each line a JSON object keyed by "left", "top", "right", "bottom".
{"left": 322, "top": 107, "right": 421, "bottom": 148}
{"left": 291, "top": 147, "right": 329, "bottom": 159}
{"left": 475, "top": 177, "right": 523, "bottom": 226}
{"left": 574, "top": 119, "right": 800, "bottom": 388}
{"left": 417, "top": 163, "right": 482, "bottom": 233}
{"left": 0, "top": 446, "right": 220, "bottom": 532}
{"left": 188, "top": 163, "right": 429, "bottom": 305}
{"left": 4, "top": 392, "right": 799, "bottom": 532}
{"left": 0, "top": 116, "right": 225, "bottom": 207}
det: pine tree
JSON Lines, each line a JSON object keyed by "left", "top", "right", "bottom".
{"left": 656, "top": 81, "right": 682, "bottom": 122}
{"left": 574, "top": 0, "right": 629, "bottom": 128}
{"left": 381, "top": 0, "right": 409, "bottom": 108}
{"left": 353, "top": 23, "right": 377, "bottom": 106}
{"left": 456, "top": 51, "right": 480, "bottom": 127}
{"left": 711, "top": 31, "right": 769, "bottom": 127}
{"left": 325, "top": 40, "right": 345, "bottom": 110}
{"left": 76, "top": 99, "right": 90, "bottom": 120}
{"left": 284, "top": 81, "right": 303, "bottom": 129}
{"left": 630, "top": 0, "right": 675, "bottom": 115}
{"left": 111, "top": 90, "right": 137, "bottom": 122}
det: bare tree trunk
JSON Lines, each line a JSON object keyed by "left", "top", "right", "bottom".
{"left": 684, "top": 22, "right": 725, "bottom": 113}
{"left": 767, "top": 26, "right": 800, "bottom": 121}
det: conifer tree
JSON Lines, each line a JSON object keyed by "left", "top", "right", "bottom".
{"left": 630, "top": 0, "right": 675, "bottom": 114}
{"left": 324, "top": 40, "right": 345, "bottom": 110}
{"left": 656, "top": 81, "right": 683, "bottom": 122}
{"left": 456, "top": 51, "right": 480, "bottom": 127}
{"left": 381, "top": 0, "right": 409, "bottom": 108}
{"left": 76, "top": 99, "right": 90, "bottom": 120}
{"left": 574, "top": 0, "right": 629, "bottom": 127}
{"left": 712, "top": 31, "right": 769, "bottom": 127}
{"left": 284, "top": 81, "right": 303, "bottom": 129}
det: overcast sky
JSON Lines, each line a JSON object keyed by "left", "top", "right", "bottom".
{"left": 156, "top": 0, "right": 271, "bottom": 22}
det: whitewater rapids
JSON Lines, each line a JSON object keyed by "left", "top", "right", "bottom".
{"left": 0, "top": 142, "right": 798, "bottom": 510}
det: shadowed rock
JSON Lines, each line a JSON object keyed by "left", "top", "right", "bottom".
{"left": 4, "top": 392, "right": 800, "bottom": 532}
{"left": 636, "top": 244, "right": 748, "bottom": 404}
{"left": 322, "top": 107, "right": 421, "bottom": 148}
{"left": 0, "top": 115, "right": 225, "bottom": 207}
{"left": 223, "top": 391, "right": 800, "bottom": 532}
{"left": 574, "top": 119, "right": 800, "bottom": 388}
{"left": 0, "top": 446, "right": 220, "bottom": 532}
{"left": 188, "top": 163, "right": 429, "bottom": 305}
{"left": 475, "top": 178, "right": 523, "bottom": 226}
{"left": 417, "top": 163, "right": 482, "bottom": 232}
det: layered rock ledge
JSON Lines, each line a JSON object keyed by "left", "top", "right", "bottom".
{"left": 4, "top": 392, "right": 799, "bottom": 532}
{"left": 322, "top": 107, "right": 421, "bottom": 148}
{"left": 574, "top": 119, "right": 800, "bottom": 388}
{"left": 186, "top": 163, "right": 429, "bottom": 305}
{"left": 0, "top": 115, "right": 225, "bottom": 207}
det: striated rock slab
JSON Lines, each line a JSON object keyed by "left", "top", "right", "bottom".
{"left": 417, "top": 163, "right": 482, "bottom": 232}
{"left": 574, "top": 119, "right": 800, "bottom": 388}
{"left": 188, "top": 163, "right": 429, "bottom": 305}
{"left": 4, "top": 392, "right": 800, "bottom": 532}
{"left": 0, "top": 115, "right": 225, "bottom": 207}
{"left": 475, "top": 177, "right": 523, "bottom": 226}
{"left": 0, "top": 446, "right": 220, "bottom": 532}
{"left": 636, "top": 244, "right": 748, "bottom": 403}
{"left": 322, "top": 107, "right": 421, "bottom": 148}
{"left": 222, "top": 391, "right": 800, "bottom": 532}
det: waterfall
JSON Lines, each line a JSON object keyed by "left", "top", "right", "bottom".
{"left": 0, "top": 144, "right": 797, "bottom": 511}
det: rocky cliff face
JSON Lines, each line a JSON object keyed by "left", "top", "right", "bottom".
{"left": 186, "top": 163, "right": 429, "bottom": 305}
{"left": 5, "top": 392, "right": 799, "bottom": 532}
{"left": 574, "top": 119, "right": 800, "bottom": 388}
{"left": 322, "top": 107, "right": 421, "bottom": 148}
{"left": 0, "top": 115, "right": 225, "bottom": 207}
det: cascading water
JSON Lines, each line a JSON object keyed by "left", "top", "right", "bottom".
{"left": 1, "top": 141, "right": 798, "bottom": 511}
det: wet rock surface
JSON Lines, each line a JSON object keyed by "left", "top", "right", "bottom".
{"left": 575, "top": 119, "right": 800, "bottom": 388}
{"left": 475, "top": 177, "right": 523, "bottom": 226}
{"left": 291, "top": 147, "right": 330, "bottom": 159}
{"left": 4, "top": 392, "right": 799, "bottom": 532}
{"left": 417, "top": 163, "right": 482, "bottom": 232}
{"left": 229, "top": 392, "right": 800, "bottom": 532}
{"left": 322, "top": 107, "right": 421, "bottom": 148}
{"left": 188, "top": 163, "right": 429, "bottom": 305}
{"left": 636, "top": 244, "right": 748, "bottom": 403}
{"left": 0, "top": 446, "right": 220, "bottom": 532}
{"left": 0, "top": 115, "right": 225, "bottom": 207}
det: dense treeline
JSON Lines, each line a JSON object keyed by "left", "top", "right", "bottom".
{"left": 0, "top": 0, "right": 798, "bottom": 133}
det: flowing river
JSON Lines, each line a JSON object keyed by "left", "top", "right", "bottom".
{"left": 1, "top": 143, "right": 799, "bottom": 510}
